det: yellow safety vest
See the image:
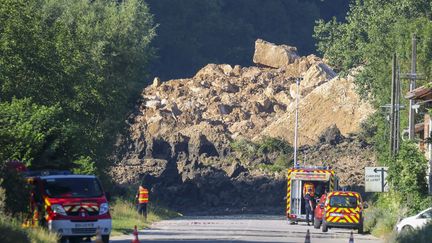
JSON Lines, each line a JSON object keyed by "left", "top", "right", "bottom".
{"left": 138, "top": 188, "right": 149, "bottom": 204}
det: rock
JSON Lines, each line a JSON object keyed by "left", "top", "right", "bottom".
{"left": 152, "top": 77, "right": 161, "bottom": 87}
{"left": 218, "top": 104, "right": 233, "bottom": 115}
{"left": 319, "top": 124, "right": 344, "bottom": 145}
{"left": 194, "top": 64, "right": 225, "bottom": 79}
{"left": 259, "top": 98, "right": 273, "bottom": 113}
{"left": 253, "top": 39, "right": 299, "bottom": 68}
{"left": 222, "top": 82, "right": 239, "bottom": 93}
{"left": 241, "top": 67, "right": 262, "bottom": 80}
{"left": 273, "top": 104, "right": 286, "bottom": 113}
{"left": 225, "top": 161, "right": 246, "bottom": 178}
{"left": 232, "top": 65, "right": 242, "bottom": 76}
{"left": 220, "top": 64, "right": 233, "bottom": 76}
{"left": 274, "top": 92, "right": 290, "bottom": 106}
{"left": 301, "top": 62, "right": 336, "bottom": 89}
{"left": 145, "top": 99, "right": 162, "bottom": 109}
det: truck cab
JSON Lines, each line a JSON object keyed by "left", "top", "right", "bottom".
{"left": 28, "top": 173, "right": 111, "bottom": 243}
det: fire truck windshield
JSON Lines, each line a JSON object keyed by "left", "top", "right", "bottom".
{"left": 43, "top": 177, "right": 103, "bottom": 198}
{"left": 329, "top": 195, "right": 358, "bottom": 208}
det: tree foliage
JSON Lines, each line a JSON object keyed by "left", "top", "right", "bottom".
{"left": 387, "top": 141, "right": 429, "bottom": 212}
{"left": 0, "top": 0, "right": 155, "bottom": 171}
{"left": 0, "top": 99, "right": 65, "bottom": 168}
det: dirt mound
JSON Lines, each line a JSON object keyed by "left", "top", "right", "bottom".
{"left": 110, "top": 39, "right": 376, "bottom": 212}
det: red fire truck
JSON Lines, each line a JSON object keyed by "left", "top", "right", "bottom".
{"left": 25, "top": 170, "right": 112, "bottom": 243}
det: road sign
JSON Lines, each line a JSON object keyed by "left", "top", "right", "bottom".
{"left": 365, "top": 167, "right": 389, "bottom": 192}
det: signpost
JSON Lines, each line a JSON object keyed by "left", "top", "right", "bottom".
{"left": 365, "top": 167, "right": 389, "bottom": 192}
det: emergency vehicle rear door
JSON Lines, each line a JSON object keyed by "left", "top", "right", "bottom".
{"left": 291, "top": 179, "right": 302, "bottom": 217}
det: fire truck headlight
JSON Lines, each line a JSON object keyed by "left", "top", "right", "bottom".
{"left": 99, "top": 203, "right": 109, "bottom": 215}
{"left": 51, "top": 204, "right": 67, "bottom": 216}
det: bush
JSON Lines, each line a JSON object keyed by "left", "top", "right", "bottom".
{"left": 0, "top": 168, "right": 30, "bottom": 216}
{"left": 257, "top": 137, "right": 292, "bottom": 155}
{"left": 364, "top": 193, "right": 403, "bottom": 236}
{"left": 258, "top": 154, "right": 292, "bottom": 173}
{"left": 230, "top": 139, "right": 258, "bottom": 160}
{"left": 0, "top": 182, "right": 6, "bottom": 214}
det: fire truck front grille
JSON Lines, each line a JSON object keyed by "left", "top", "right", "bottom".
{"left": 67, "top": 211, "right": 99, "bottom": 216}
{"left": 71, "top": 228, "right": 97, "bottom": 235}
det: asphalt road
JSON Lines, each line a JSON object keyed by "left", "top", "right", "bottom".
{"left": 110, "top": 215, "right": 383, "bottom": 243}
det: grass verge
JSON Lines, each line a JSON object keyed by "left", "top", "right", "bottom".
{"left": 0, "top": 215, "right": 58, "bottom": 243}
{"left": 111, "top": 199, "right": 181, "bottom": 236}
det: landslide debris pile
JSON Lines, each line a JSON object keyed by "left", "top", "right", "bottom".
{"left": 111, "top": 39, "right": 375, "bottom": 212}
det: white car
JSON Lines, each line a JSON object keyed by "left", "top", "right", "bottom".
{"left": 396, "top": 207, "right": 432, "bottom": 233}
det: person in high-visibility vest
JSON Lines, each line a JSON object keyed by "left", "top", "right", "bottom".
{"left": 136, "top": 183, "right": 149, "bottom": 220}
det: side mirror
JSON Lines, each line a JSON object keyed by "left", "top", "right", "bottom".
{"left": 105, "top": 191, "right": 111, "bottom": 202}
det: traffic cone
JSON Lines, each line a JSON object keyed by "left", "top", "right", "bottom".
{"left": 94, "top": 227, "right": 103, "bottom": 243}
{"left": 304, "top": 229, "right": 311, "bottom": 243}
{"left": 131, "top": 225, "right": 140, "bottom": 243}
{"left": 348, "top": 231, "right": 354, "bottom": 243}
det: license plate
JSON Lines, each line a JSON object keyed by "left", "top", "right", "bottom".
{"left": 75, "top": 223, "right": 94, "bottom": 228}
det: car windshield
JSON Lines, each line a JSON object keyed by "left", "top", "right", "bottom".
{"left": 43, "top": 177, "right": 103, "bottom": 198}
{"left": 329, "top": 195, "right": 358, "bottom": 208}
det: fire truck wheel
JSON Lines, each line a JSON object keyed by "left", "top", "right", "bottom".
{"left": 313, "top": 219, "right": 321, "bottom": 229}
{"left": 358, "top": 224, "right": 364, "bottom": 234}
{"left": 321, "top": 222, "right": 328, "bottom": 232}
{"left": 102, "top": 235, "right": 110, "bottom": 243}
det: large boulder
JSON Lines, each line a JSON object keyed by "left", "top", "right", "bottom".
{"left": 319, "top": 124, "right": 344, "bottom": 145}
{"left": 253, "top": 39, "right": 299, "bottom": 68}
{"left": 301, "top": 62, "right": 336, "bottom": 90}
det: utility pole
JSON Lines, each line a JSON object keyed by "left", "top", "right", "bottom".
{"left": 396, "top": 61, "right": 401, "bottom": 152}
{"left": 390, "top": 53, "right": 396, "bottom": 156}
{"left": 293, "top": 77, "right": 300, "bottom": 167}
{"left": 387, "top": 54, "right": 402, "bottom": 157}
{"left": 408, "top": 34, "right": 417, "bottom": 140}
{"left": 289, "top": 76, "right": 303, "bottom": 168}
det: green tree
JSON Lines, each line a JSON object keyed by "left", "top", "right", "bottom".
{"left": 387, "top": 141, "right": 429, "bottom": 212}
{"left": 0, "top": 99, "right": 65, "bottom": 168}
{"left": 314, "top": 0, "right": 432, "bottom": 162}
{"left": 0, "top": 98, "right": 63, "bottom": 215}
{"left": 0, "top": 0, "right": 156, "bottom": 171}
